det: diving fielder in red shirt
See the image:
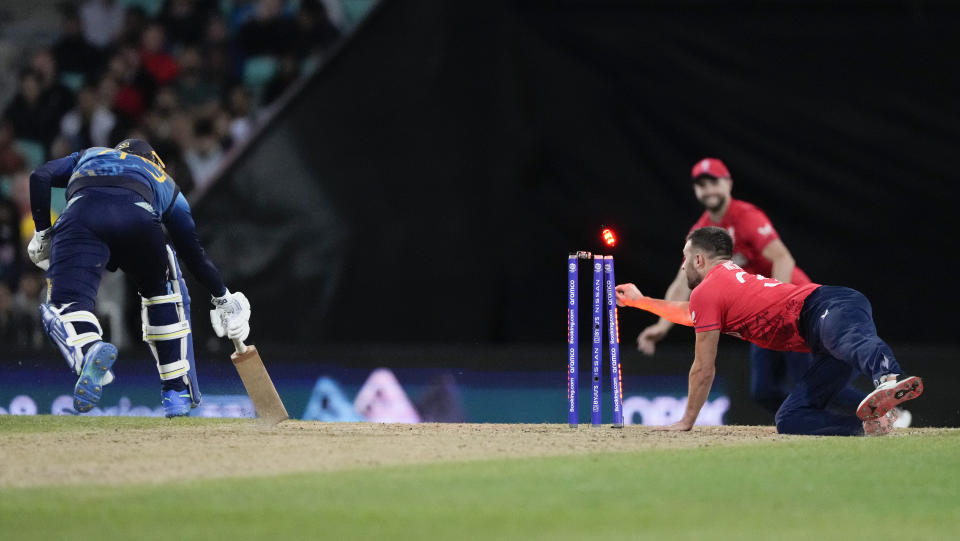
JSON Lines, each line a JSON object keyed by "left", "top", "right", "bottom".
{"left": 638, "top": 158, "right": 864, "bottom": 414}
{"left": 616, "top": 226, "right": 923, "bottom": 436}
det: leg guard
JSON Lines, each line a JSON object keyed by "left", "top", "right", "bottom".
{"left": 141, "top": 246, "right": 201, "bottom": 407}
{"left": 40, "top": 303, "right": 114, "bottom": 385}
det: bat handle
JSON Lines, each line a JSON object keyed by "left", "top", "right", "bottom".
{"left": 232, "top": 338, "right": 248, "bottom": 355}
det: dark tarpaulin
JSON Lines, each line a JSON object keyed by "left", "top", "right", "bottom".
{"left": 193, "top": 0, "right": 956, "bottom": 345}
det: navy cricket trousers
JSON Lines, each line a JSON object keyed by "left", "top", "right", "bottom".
{"left": 749, "top": 346, "right": 866, "bottom": 414}
{"left": 47, "top": 186, "right": 189, "bottom": 377}
{"left": 48, "top": 187, "right": 172, "bottom": 310}
{"left": 774, "top": 286, "right": 903, "bottom": 436}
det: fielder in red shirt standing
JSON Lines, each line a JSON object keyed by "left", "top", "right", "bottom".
{"left": 616, "top": 226, "right": 923, "bottom": 436}
{"left": 638, "top": 158, "right": 865, "bottom": 415}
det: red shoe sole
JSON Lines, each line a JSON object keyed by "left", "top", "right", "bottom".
{"left": 856, "top": 376, "right": 923, "bottom": 420}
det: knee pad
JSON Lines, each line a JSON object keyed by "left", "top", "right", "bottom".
{"left": 141, "top": 245, "right": 201, "bottom": 406}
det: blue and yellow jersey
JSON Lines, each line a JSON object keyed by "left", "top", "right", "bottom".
{"left": 29, "top": 147, "right": 226, "bottom": 296}
{"left": 67, "top": 147, "right": 178, "bottom": 214}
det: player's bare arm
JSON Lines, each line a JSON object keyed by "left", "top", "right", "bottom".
{"left": 653, "top": 329, "right": 719, "bottom": 431}
{"left": 634, "top": 267, "right": 692, "bottom": 355}
{"left": 761, "top": 238, "right": 796, "bottom": 284}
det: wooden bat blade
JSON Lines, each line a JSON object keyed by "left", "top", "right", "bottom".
{"left": 230, "top": 344, "right": 289, "bottom": 424}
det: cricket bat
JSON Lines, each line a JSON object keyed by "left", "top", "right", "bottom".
{"left": 231, "top": 339, "right": 289, "bottom": 424}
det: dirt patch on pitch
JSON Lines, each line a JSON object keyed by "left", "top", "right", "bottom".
{"left": 0, "top": 422, "right": 937, "bottom": 488}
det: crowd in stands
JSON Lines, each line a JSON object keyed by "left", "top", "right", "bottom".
{"left": 0, "top": 0, "right": 361, "bottom": 347}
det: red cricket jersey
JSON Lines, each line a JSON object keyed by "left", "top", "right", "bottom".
{"left": 689, "top": 199, "right": 811, "bottom": 285}
{"left": 689, "top": 261, "right": 821, "bottom": 351}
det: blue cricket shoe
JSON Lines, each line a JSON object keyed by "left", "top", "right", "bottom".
{"left": 73, "top": 342, "right": 118, "bottom": 413}
{"left": 162, "top": 389, "right": 192, "bottom": 418}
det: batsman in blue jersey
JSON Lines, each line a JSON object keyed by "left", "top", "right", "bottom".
{"left": 28, "top": 139, "right": 251, "bottom": 417}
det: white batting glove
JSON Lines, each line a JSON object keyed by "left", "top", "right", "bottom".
{"left": 27, "top": 228, "right": 51, "bottom": 270}
{"left": 210, "top": 290, "right": 251, "bottom": 342}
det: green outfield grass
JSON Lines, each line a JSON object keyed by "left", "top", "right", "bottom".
{"left": 2, "top": 418, "right": 958, "bottom": 541}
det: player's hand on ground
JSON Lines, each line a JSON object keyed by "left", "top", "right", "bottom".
{"left": 28, "top": 228, "right": 51, "bottom": 270}
{"left": 652, "top": 420, "right": 694, "bottom": 431}
{"left": 210, "top": 290, "right": 251, "bottom": 342}
{"left": 637, "top": 323, "right": 668, "bottom": 355}
{"left": 615, "top": 283, "right": 643, "bottom": 307}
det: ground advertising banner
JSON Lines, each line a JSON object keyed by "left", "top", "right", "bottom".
{"left": 1, "top": 347, "right": 730, "bottom": 425}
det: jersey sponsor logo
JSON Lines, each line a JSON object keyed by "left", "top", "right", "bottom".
{"left": 722, "top": 261, "right": 742, "bottom": 271}
{"left": 733, "top": 267, "right": 782, "bottom": 287}
{"left": 757, "top": 223, "right": 773, "bottom": 236}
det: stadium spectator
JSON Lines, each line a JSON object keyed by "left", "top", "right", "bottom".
{"left": 9, "top": 170, "right": 36, "bottom": 243}
{"left": 158, "top": 0, "right": 217, "bottom": 47}
{"left": 4, "top": 68, "right": 70, "bottom": 152}
{"left": 0, "top": 282, "right": 21, "bottom": 343}
{"left": 105, "top": 44, "right": 155, "bottom": 121}
{"left": 140, "top": 24, "right": 180, "bottom": 87}
{"left": 295, "top": 0, "right": 341, "bottom": 56}
{"left": 0, "top": 120, "right": 26, "bottom": 176}
{"left": 175, "top": 47, "right": 220, "bottom": 110}
{"left": 142, "top": 86, "right": 179, "bottom": 138}
{"left": 0, "top": 194, "right": 21, "bottom": 290}
{"left": 236, "top": 0, "right": 300, "bottom": 57}
{"left": 225, "top": 84, "right": 255, "bottom": 143}
{"left": 13, "top": 269, "right": 46, "bottom": 347}
{"left": 262, "top": 54, "right": 300, "bottom": 105}
{"left": 79, "top": 0, "right": 125, "bottom": 50}
{"left": 59, "top": 84, "right": 117, "bottom": 150}
{"left": 119, "top": 5, "right": 149, "bottom": 47}
{"left": 51, "top": 4, "right": 104, "bottom": 82}
{"left": 184, "top": 116, "right": 223, "bottom": 190}
{"left": 94, "top": 75, "right": 131, "bottom": 140}
{"left": 153, "top": 139, "right": 195, "bottom": 195}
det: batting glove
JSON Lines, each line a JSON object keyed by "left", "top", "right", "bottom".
{"left": 27, "top": 228, "right": 51, "bottom": 270}
{"left": 210, "top": 290, "right": 251, "bottom": 342}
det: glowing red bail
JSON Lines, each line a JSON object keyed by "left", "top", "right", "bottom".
{"left": 602, "top": 228, "right": 616, "bottom": 247}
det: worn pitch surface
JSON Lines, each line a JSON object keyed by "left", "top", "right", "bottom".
{"left": 1, "top": 418, "right": 946, "bottom": 488}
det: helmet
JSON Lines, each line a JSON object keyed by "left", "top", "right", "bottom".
{"left": 115, "top": 139, "right": 165, "bottom": 169}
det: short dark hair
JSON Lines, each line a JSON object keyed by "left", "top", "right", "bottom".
{"left": 687, "top": 226, "right": 733, "bottom": 259}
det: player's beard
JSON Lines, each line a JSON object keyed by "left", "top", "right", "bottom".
{"left": 701, "top": 194, "right": 726, "bottom": 213}
{"left": 685, "top": 268, "right": 703, "bottom": 289}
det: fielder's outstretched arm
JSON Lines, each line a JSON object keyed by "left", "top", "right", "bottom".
{"left": 615, "top": 283, "right": 693, "bottom": 326}
{"left": 655, "top": 329, "right": 719, "bottom": 431}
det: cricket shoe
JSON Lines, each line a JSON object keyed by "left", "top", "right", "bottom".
{"left": 863, "top": 409, "right": 897, "bottom": 437}
{"left": 162, "top": 389, "right": 192, "bottom": 418}
{"left": 73, "top": 341, "right": 118, "bottom": 413}
{"left": 856, "top": 375, "right": 923, "bottom": 421}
